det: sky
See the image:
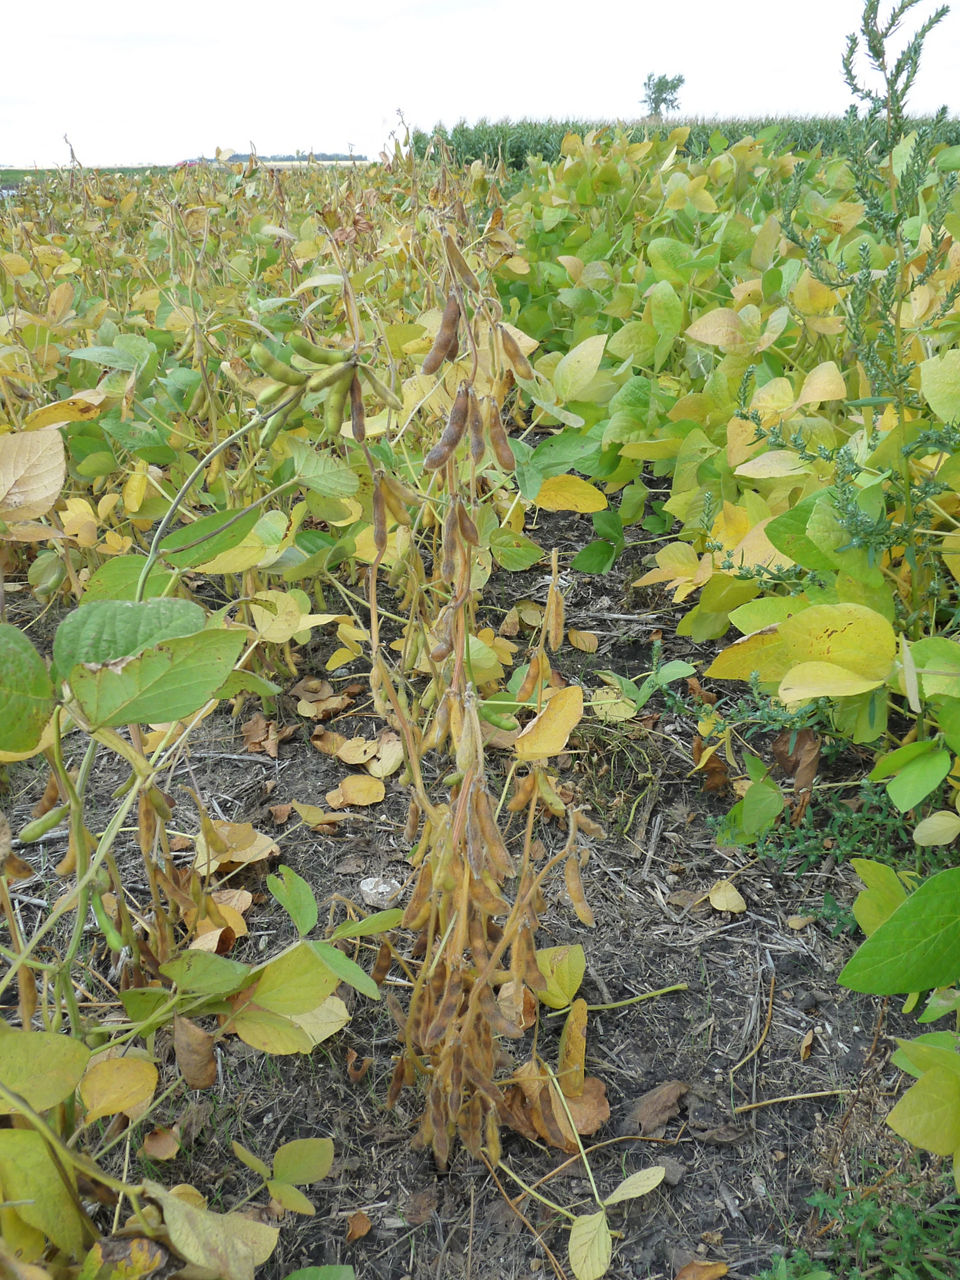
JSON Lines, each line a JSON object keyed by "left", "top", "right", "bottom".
{"left": 3, "top": 0, "right": 958, "bottom": 168}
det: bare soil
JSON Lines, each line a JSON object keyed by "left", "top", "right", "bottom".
{"left": 1, "top": 512, "right": 944, "bottom": 1280}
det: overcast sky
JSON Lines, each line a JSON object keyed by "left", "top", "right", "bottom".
{"left": 3, "top": 0, "right": 957, "bottom": 168}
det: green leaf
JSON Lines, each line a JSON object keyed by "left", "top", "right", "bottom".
{"left": 68, "top": 627, "right": 245, "bottom": 727}
{"left": 307, "top": 940, "right": 380, "bottom": 1001}
{"left": 742, "top": 778, "right": 785, "bottom": 836}
{"left": 272, "top": 1137, "right": 334, "bottom": 1184}
{"left": 283, "top": 439, "right": 360, "bottom": 499}
{"left": 81, "top": 557, "right": 176, "bottom": 602}
{"left": 572, "top": 540, "right": 619, "bottom": 574}
{"left": 850, "top": 858, "right": 909, "bottom": 935}
{"left": 251, "top": 943, "right": 339, "bottom": 1015}
{"left": 920, "top": 349, "right": 960, "bottom": 423}
{"left": 886, "top": 747, "right": 952, "bottom": 813}
{"left": 839, "top": 867, "right": 960, "bottom": 993}
{"left": 159, "top": 508, "right": 261, "bottom": 570}
{"left": 267, "top": 866, "right": 319, "bottom": 937}
{"left": 490, "top": 528, "right": 544, "bottom": 571}
{"left": 0, "top": 623, "right": 55, "bottom": 753}
{"left": 0, "top": 1130, "right": 88, "bottom": 1256}
{"left": 68, "top": 344, "right": 140, "bottom": 371}
{"left": 214, "top": 670, "right": 283, "bottom": 701}
{"left": 553, "top": 335, "right": 606, "bottom": 402}
{"left": 330, "top": 909, "right": 404, "bottom": 939}
{"left": 0, "top": 1031, "right": 90, "bottom": 1113}
{"left": 891, "top": 1035, "right": 960, "bottom": 1080}
{"left": 53, "top": 599, "right": 205, "bottom": 683}
{"left": 886, "top": 1067, "right": 960, "bottom": 1157}
{"left": 160, "top": 951, "right": 250, "bottom": 996}
{"left": 568, "top": 1209, "right": 612, "bottom": 1280}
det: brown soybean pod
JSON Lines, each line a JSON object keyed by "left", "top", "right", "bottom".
{"left": 372, "top": 479, "right": 387, "bottom": 552}
{"left": 350, "top": 372, "right": 365, "bottom": 444}
{"left": 440, "top": 500, "right": 459, "bottom": 584}
{"left": 468, "top": 389, "right": 484, "bottom": 463}
{"left": 456, "top": 498, "right": 479, "bottom": 546}
{"left": 498, "top": 324, "right": 534, "bottom": 380}
{"left": 444, "top": 234, "right": 480, "bottom": 294}
{"left": 423, "top": 380, "right": 470, "bottom": 471}
{"left": 422, "top": 290, "right": 460, "bottom": 375}
{"left": 486, "top": 399, "right": 515, "bottom": 471}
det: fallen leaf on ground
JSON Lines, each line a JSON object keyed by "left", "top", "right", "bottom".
{"left": 708, "top": 880, "right": 746, "bottom": 913}
{"left": 799, "top": 1029, "right": 815, "bottom": 1061}
{"left": 346, "top": 1210, "right": 372, "bottom": 1242}
{"left": 141, "top": 1127, "right": 180, "bottom": 1160}
{"left": 628, "top": 1080, "right": 689, "bottom": 1136}
{"left": 690, "top": 1123, "right": 745, "bottom": 1145}
{"left": 787, "top": 914, "right": 815, "bottom": 930}
{"left": 326, "top": 775, "right": 385, "bottom": 808}
{"left": 676, "top": 1261, "right": 728, "bottom": 1280}
{"left": 241, "top": 712, "right": 278, "bottom": 757}
{"left": 401, "top": 1185, "right": 438, "bottom": 1226}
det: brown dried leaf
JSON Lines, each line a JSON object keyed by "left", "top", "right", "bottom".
{"left": 675, "top": 1263, "right": 729, "bottom": 1280}
{"left": 497, "top": 980, "right": 537, "bottom": 1032}
{"left": 269, "top": 803, "right": 293, "bottom": 825}
{"left": 685, "top": 676, "right": 717, "bottom": 706}
{"left": 564, "top": 1074, "right": 610, "bottom": 1136}
{"left": 173, "top": 1015, "right": 217, "bottom": 1089}
{"left": 141, "top": 1127, "right": 181, "bottom": 1160}
{"left": 691, "top": 736, "right": 729, "bottom": 792}
{"left": 628, "top": 1080, "right": 689, "bottom": 1136}
{"left": 401, "top": 1184, "right": 438, "bottom": 1226}
{"left": 345, "top": 1210, "right": 372, "bottom": 1242}
{"left": 799, "top": 1029, "right": 815, "bottom": 1061}
{"left": 311, "top": 727, "right": 348, "bottom": 755}
{"left": 499, "top": 606, "right": 520, "bottom": 637}
{"left": 241, "top": 712, "right": 278, "bottom": 758}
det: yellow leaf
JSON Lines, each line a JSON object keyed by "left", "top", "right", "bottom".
{"left": 0, "top": 428, "right": 66, "bottom": 523}
{"left": 779, "top": 603, "right": 896, "bottom": 682}
{"left": 778, "top": 660, "right": 885, "bottom": 703}
{"left": 750, "top": 377, "right": 795, "bottom": 418}
{"left": 705, "top": 629, "right": 788, "bottom": 683}
{"left": 568, "top": 629, "right": 599, "bottom": 654}
{"left": 734, "top": 450, "right": 810, "bottom": 480}
{"left": 535, "top": 475, "right": 607, "bottom": 513}
{"left": 80, "top": 1057, "right": 158, "bottom": 1123}
{"left": 685, "top": 308, "right": 744, "bottom": 348}
{"left": 797, "top": 361, "right": 845, "bottom": 405}
{"left": 568, "top": 1209, "right": 612, "bottom": 1280}
{"left": 289, "top": 996, "right": 351, "bottom": 1046}
{"left": 326, "top": 775, "right": 385, "bottom": 808}
{"left": 335, "top": 736, "right": 379, "bottom": 765}
{"left": 515, "top": 686, "right": 583, "bottom": 760}
{"left": 553, "top": 334, "right": 607, "bottom": 401}
{"left": 535, "top": 944, "right": 586, "bottom": 1009}
{"left": 708, "top": 880, "right": 747, "bottom": 913}
{"left": 24, "top": 392, "right": 106, "bottom": 429}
